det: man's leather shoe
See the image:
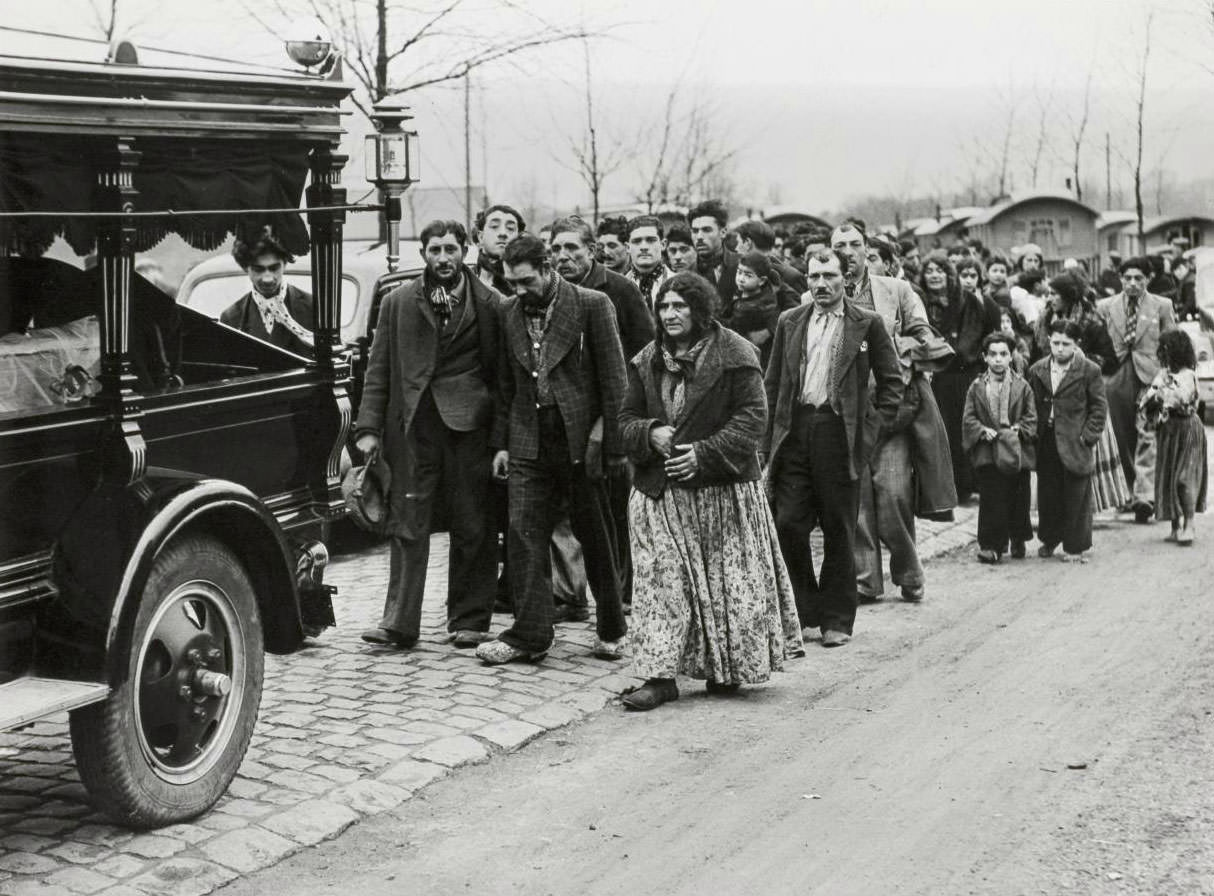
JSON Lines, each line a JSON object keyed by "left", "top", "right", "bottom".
{"left": 360, "top": 627, "right": 415, "bottom": 648}
{"left": 977, "top": 549, "right": 1001, "bottom": 564}
{"left": 1134, "top": 503, "right": 1154, "bottom": 524}
{"left": 621, "top": 678, "right": 678, "bottom": 711}
{"left": 593, "top": 637, "right": 625, "bottom": 661}
{"left": 821, "top": 630, "right": 851, "bottom": 648}
{"left": 476, "top": 639, "right": 547, "bottom": 665}
{"left": 1010, "top": 540, "right": 1026, "bottom": 559}
{"left": 450, "top": 630, "right": 494, "bottom": 648}
{"left": 1038, "top": 543, "right": 1057, "bottom": 559}
{"left": 900, "top": 585, "right": 925, "bottom": 602}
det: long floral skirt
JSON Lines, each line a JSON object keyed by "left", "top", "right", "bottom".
{"left": 1154, "top": 413, "right": 1208, "bottom": 521}
{"left": 1091, "top": 416, "right": 1131, "bottom": 513}
{"left": 628, "top": 480, "right": 801, "bottom": 685}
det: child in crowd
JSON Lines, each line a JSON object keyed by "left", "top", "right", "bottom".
{"left": 962, "top": 332, "right": 1037, "bottom": 563}
{"left": 1027, "top": 319, "right": 1109, "bottom": 562}
{"left": 724, "top": 250, "right": 781, "bottom": 368}
{"left": 1141, "top": 330, "right": 1208, "bottom": 545}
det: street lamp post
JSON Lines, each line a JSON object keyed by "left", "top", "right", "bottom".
{"left": 365, "top": 103, "right": 420, "bottom": 273}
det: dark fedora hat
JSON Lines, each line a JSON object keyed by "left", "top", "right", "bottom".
{"left": 341, "top": 454, "right": 391, "bottom": 532}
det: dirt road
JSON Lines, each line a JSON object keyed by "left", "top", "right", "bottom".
{"left": 219, "top": 516, "right": 1214, "bottom": 896}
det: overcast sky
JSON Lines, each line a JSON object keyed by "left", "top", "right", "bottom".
{"left": 4, "top": 0, "right": 1213, "bottom": 214}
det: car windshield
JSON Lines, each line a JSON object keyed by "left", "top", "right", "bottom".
{"left": 186, "top": 273, "right": 359, "bottom": 331}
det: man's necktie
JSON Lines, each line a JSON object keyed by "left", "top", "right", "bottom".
{"left": 1125, "top": 297, "right": 1138, "bottom": 346}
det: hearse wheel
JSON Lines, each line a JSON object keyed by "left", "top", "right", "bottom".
{"left": 70, "top": 535, "right": 264, "bottom": 829}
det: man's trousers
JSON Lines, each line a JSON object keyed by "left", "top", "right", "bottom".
{"left": 773, "top": 406, "right": 859, "bottom": 635}
{"left": 500, "top": 408, "right": 627, "bottom": 653}
{"left": 855, "top": 431, "right": 924, "bottom": 598}
{"left": 380, "top": 392, "right": 497, "bottom": 641}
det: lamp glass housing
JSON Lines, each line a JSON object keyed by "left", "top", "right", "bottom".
{"left": 364, "top": 131, "right": 417, "bottom": 186}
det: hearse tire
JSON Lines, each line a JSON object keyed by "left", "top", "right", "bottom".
{"left": 69, "top": 535, "right": 264, "bottom": 829}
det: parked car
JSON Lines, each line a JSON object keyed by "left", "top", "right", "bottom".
{"left": 0, "top": 39, "right": 360, "bottom": 828}
{"left": 177, "top": 239, "right": 422, "bottom": 350}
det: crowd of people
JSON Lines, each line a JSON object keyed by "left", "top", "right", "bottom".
{"left": 227, "top": 198, "right": 1209, "bottom": 715}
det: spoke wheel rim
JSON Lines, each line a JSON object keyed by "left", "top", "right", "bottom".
{"left": 133, "top": 579, "right": 246, "bottom": 785}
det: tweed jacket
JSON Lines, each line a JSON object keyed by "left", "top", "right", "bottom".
{"left": 1096, "top": 291, "right": 1176, "bottom": 384}
{"left": 762, "top": 300, "right": 904, "bottom": 481}
{"left": 355, "top": 267, "right": 502, "bottom": 443}
{"left": 620, "top": 325, "right": 765, "bottom": 498}
{"left": 961, "top": 372, "right": 1037, "bottom": 470}
{"left": 852, "top": 272, "right": 935, "bottom": 383}
{"left": 576, "top": 261, "right": 655, "bottom": 360}
{"left": 1026, "top": 355, "right": 1108, "bottom": 476}
{"left": 219, "top": 285, "right": 314, "bottom": 356}
{"left": 496, "top": 278, "right": 628, "bottom": 462}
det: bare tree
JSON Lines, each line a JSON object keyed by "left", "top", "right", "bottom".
{"left": 244, "top": 0, "right": 606, "bottom": 119}
{"left": 1132, "top": 8, "right": 1155, "bottom": 245}
{"left": 560, "top": 38, "right": 626, "bottom": 225}
{"left": 1027, "top": 83, "right": 1055, "bottom": 189}
{"left": 632, "top": 83, "right": 739, "bottom": 212}
{"left": 1065, "top": 67, "right": 1095, "bottom": 201}
{"left": 88, "top": 0, "right": 120, "bottom": 41}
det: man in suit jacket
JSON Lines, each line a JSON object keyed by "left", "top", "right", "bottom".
{"left": 477, "top": 234, "right": 629, "bottom": 665}
{"left": 1097, "top": 255, "right": 1176, "bottom": 520}
{"left": 763, "top": 248, "right": 903, "bottom": 648}
{"left": 831, "top": 223, "right": 957, "bottom": 601}
{"left": 1027, "top": 319, "right": 1109, "bottom": 560}
{"left": 550, "top": 215, "right": 652, "bottom": 612}
{"left": 354, "top": 220, "right": 502, "bottom": 649}
{"left": 220, "top": 229, "right": 315, "bottom": 356}
{"left": 689, "top": 199, "right": 741, "bottom": 308}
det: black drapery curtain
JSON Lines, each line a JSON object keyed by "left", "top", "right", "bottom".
{"left": 0, "top": 134, "right": 312, "bottom": 257}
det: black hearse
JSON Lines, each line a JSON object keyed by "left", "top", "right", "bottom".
{"left": 0, "top": 36, "right": 359, "bottom": 827}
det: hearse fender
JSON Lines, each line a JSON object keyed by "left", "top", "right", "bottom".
{"left": 42, "top": 469, "right": 304, "bottom": 682}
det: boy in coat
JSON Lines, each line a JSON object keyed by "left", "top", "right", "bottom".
{"left": 962, "top": 332, "right": 1037, "bottom": 564}
{"left": 1027, "top": 319, "right": 1109, "bottom": 562}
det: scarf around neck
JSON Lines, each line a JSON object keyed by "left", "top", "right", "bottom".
{"left": 252, "top": 284, "right": 313, "bottom": 349}
{"left": 521, "top": 273, "right": 561, "bottom": 318}
{"left": 659, "top": 331, "right": 713, "bottom": 424}
{"left": 423, "top": 269, "right": 464, "bottom": 326}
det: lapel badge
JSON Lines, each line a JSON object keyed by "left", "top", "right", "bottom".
{"left": 860, "top": 341, "right": 868, "bottom": 352}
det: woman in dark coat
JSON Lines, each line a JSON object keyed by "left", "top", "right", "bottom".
{"left": 1032, "top": 269, "right": 1129, "bottom": 512}
{"left": 618, "top": 272, "right": 800, "bottom": 711}
{"left": 919, "top": 251, "right": 1002, "bottom": 501}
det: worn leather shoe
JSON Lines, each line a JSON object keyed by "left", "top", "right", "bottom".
{"left": 821, "top": 630, "right": 851, "bottom": 648}
{"left": 900, "top": 585, "right": 925, "bottom": 603}
{"left": 450, "top": 630, "right": 494, "bottom": 648}
{"left": 1037, "top": 543, "right": 1057, "bottom": 559}
{"left": 1010, "top": 540, "right": 1026, "bottom": 559}
{"left": 475, "top": 639, "right": 546, "bottom": 665}
{"left": 593, "top": 637, "right": 625, "bottom": 661}
{"left": 1134, "top": 503, "right": 1154, "bottom": 524}
{"left": 977, "top": 549, "right": 1001, "bottom": 564}
{"left": 621, "top": 678, "right": 678, "bottom": 711}
{"left": 360, "top": 627, "right": 415, "bottom": 648}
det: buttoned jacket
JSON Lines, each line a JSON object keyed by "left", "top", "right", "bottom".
{"left": 1026, "top": 355, "right": 1108, "bottom": 475}
{"left": 496, "top": 278, "right": 628, "bottom": 461}
{"left": 762, "top": 300, "right": 903, "bottom": 481}
{"left": 577, "top": 261, "right": 654, "bottom": 361}
{"left": 1096, "top": 291, "right": 1176, "bottom": 383}
{"left": 355, "top": 269, "right": 502, "bottom": 448}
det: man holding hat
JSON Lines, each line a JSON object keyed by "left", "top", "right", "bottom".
{"left": 355, "top": 219, "right": 504, "bottom": 650}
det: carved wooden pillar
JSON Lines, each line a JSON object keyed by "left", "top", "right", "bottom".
{"left": 306, "top": 143, "right": 347, "bottom": 369}
{"left": 95, "top": 137, "right": 146, "bottom": 484}
{"left": 306, "top": 142, "right": 351, "bottom": 520}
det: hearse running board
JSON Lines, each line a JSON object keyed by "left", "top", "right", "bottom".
{"left": 0, "top": 678, "right": 110, "bottom": 731}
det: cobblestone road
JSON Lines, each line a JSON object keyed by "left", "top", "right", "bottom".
{"left": 0, "top": 508, "right": 978, "bottom": 896}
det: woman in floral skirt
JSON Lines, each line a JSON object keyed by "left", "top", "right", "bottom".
{"left": 618, "top": 272, "right": 801, "bottom": 711}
